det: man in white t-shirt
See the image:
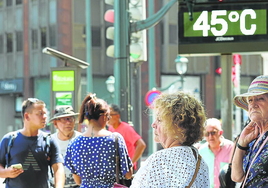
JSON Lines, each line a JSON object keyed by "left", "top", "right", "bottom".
{"left": 49, "top": 105, "right": 81, "bottom": 188}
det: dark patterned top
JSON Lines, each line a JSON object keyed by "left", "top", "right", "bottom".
{"left": 65, "top": 133, "right": 132, "bottom": 188}
{"left": 243, "top": 131, "right": 268, "bottom": 187}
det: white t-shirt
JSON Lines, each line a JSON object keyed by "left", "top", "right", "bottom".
{"left": 131, "top": 146, "right": 210, "bottom": 188}
{"left": 50, "top": 130, "right": 81, "bottom": 187}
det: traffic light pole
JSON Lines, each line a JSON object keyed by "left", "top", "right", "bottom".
{"left": 114, "top": 0, "right": 130, "bottom": 122}
{"left": 113, "top": 0, "right": 194, "bottom": 149}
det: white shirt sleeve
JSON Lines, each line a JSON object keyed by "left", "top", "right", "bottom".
{"left": 131, "top": 146, "right": 210, "bottom": 188}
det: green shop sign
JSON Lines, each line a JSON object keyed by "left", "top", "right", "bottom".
{"left": 56, "top": 92, "right": 72, "bottom": 106}
{"left": 52, "top": 70, "right": 74, "bottom": 91}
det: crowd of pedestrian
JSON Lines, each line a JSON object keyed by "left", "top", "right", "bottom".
{"left": 0, "top": 74, "right": 267, "bottom": 188}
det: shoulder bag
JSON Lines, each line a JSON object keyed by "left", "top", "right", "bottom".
{"left": 114, "top": 134, "right": 128, "bottom": 188}
{"left": 185, "top": 154, "right": 202, "bottom": 188}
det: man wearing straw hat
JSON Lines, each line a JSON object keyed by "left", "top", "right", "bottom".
{"left": 49, "top": 105, "right": 81, "bottom": 188}
{"left": 232, "top": 75, "right": 268, "bottom": 188}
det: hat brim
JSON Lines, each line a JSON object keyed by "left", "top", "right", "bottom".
{"left": 233, "top": 91, "right": 268, "bottom": 111}
{"left": 49, "top": 113, "right": 79, "bottom": 123}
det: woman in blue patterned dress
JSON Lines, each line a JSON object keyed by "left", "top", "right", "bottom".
{"left": 65, "top": 93, "right": 133, "bottom": 187}
{"left": 232, "top": 75, "right": 268, "bottom": 187}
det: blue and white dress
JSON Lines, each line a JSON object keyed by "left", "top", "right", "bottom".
{"left": 65, "top": 133, "right": 133, "bottom": 188}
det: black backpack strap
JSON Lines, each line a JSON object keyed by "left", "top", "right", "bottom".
{"left": 4, "top": 131, "right": 18, "bottom": 183}
{"left": 6, "top": 132, "right": 18, "bottom": 167}
{"left": 43, "top": 133, "right": 53, "bottom": 177}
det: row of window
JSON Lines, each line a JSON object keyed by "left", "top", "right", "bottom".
{"left": 0, "top": 0, "right": 22, "bottom": 7}
{"left": 0, "top": 0, "right": 39, "bottom": 7}
{"left": 0, "top": 32, "right": 22, "bottom": 53}
{"left": 0, "top": 25, "right": 56, "bottom": 53}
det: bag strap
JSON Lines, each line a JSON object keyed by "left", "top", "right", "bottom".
{"left": 43, "top": 133, "right": 53, "bottom": 177}
{"left": 185, "top": 154, "right": 202, "bottom": 188}
{"left": 3, "top": 131, "right": 18, "bottom": 183}
{"left": 115, "top": 134, "right": 120, "bottom": 184}
{"left": 241, "top": 135, "right": 268, "bottom": 188}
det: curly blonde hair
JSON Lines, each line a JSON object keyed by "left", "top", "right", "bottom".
{"left": 153, "top": 91, "right": 206, "bottom": 146}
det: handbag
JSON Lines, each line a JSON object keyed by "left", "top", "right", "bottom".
{"left": 219, "top": 163, "right": 236, "bottom": 188}
{"left": 114, "top": 134, "right": 128, "bottom": 188}
{"left": 185, "top": 153, "right": 202, "bottom": 188}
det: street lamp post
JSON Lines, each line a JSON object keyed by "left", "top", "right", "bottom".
{"left": 105, "top": 76, "right": 115, "bottom": 103}
{"left": 175, "top": 55, "right": 188, "bottom": 90}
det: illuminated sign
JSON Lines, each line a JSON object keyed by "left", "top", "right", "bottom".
{"left": 178, "top": 2, "right": 268, "bottom": 55}
{"left": 52, "top": 70, "right": 75, "bottom": 91}
{"left": 56, "top": 92, "right": 72, "bottom": 106}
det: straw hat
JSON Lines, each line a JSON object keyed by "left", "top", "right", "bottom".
{"left": 49, "top": 105, "right": 79, "bottom": 122}
{"left": 233, "top": 75, "right": 268, "bottom": 111}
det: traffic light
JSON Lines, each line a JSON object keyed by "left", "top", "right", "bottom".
{"left": 129, "top": 0, "right": 147, "bottom": 62}
{"left": 104, "top": 0, "right": 115, "bottom": 58}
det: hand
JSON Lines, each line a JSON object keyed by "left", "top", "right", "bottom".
{"left": 6, "top": 166, "right": 24, "bottom": 178}
{"left": 239, "top": 121, "right": 259, "bottom": 147}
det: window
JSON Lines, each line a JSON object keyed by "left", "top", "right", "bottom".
{"left": 0, "top": 0, "right": 3, "bottom": 8}
{"left": 16, "top": 31, "right": 23, "bottom": 51}
{"left": 6, "top": 0, "right": 12, "bottom": 6}
{"left": 41, "top": 27, "right": 47, "bottom": 48}
{"left": 16, "top": 0, "right": 22, "bottom": 5}
{"left": 49, "top": 25, "right": 56, "bottom": 47}
{"left": 31, "top": 29, "right": 38, "bottom": 49}
{"left": 6, "top": 33, "right": 13, "bottom": 53}
{"left": 0, "top": 35, "right": 3, "bottom": 53}
{"left": 92, "top": 27, "right": 101, "bottom": 47}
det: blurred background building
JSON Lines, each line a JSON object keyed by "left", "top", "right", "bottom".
{"left": 0, "top": 0, "right": 264, "bottom": 156}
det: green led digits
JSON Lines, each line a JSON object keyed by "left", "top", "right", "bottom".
{"left": 184, "top": 9, "right": 267, "bottom": 37}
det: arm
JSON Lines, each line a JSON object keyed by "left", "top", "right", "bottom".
{"left": 0, "top": 164, "right": 23, "bottom": 179}
{"left": 132, "top": 138, "right": 146, "bottom": 164}
{"left": 73, "top": 173, "right": 81, "bottom": 186}
{"left": 52, "top": 163, "right": 65, "bottom": 188}
{"left": 125, "top": 167, "right": 133, "bottom": 179}
{"left": 231, "top": 121, "right": 259, "bottom": 182}
{"left": 231, "top": 145, "right": 247, "bottom": 182}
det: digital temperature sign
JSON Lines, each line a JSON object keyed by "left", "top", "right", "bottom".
{"left": 178, "top": 2, "right": 268, "bottom": 55}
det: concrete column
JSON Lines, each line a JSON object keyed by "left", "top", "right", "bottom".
{"left": 220, "top": 54, "right": 233, "bottom": 140}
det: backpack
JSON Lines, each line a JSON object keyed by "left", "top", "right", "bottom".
{"left": 4, "top": 131, "right": 52, "bottom": 183}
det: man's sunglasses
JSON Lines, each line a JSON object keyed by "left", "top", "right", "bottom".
{"left": 204, "top": 131, "right": 218, "bottom": 137}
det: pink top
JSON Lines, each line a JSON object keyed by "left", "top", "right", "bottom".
{"left": 199, "top": 138, "right": 233, "bottom": 188}
{"left": 108, "top": 121, "right": 141, "bottom": 169}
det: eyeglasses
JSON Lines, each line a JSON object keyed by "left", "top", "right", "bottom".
{"left": 204, "top": 131, "right": 218, "bottom": 137}
{"left": 22, "top": 98, "right": 40, "bottom": 118}
{"left": 57, "top": 117, "right": 75, "bottom": 123}
{"left": 100, "top": 113, "right": 111, "bottom": 121}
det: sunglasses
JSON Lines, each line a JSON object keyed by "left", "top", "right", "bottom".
{"left": 22, "top": 98, "right": 40, "bottom": 118}
{"left": 204, "top": 131, "right": 218, "bottom": 137}
{"left": 57, "top": 117, "right": 75, "bottom": 123}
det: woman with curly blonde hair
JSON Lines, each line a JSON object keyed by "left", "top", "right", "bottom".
{"left": 131, "top": 91, "right": 210, "bottom": 188}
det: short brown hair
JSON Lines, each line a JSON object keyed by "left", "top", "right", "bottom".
{"left": 21, "top": 98, "right": 45, "bottom": 119}
{"left": 153, "top": 91, "right": 206, "bottom": 146}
